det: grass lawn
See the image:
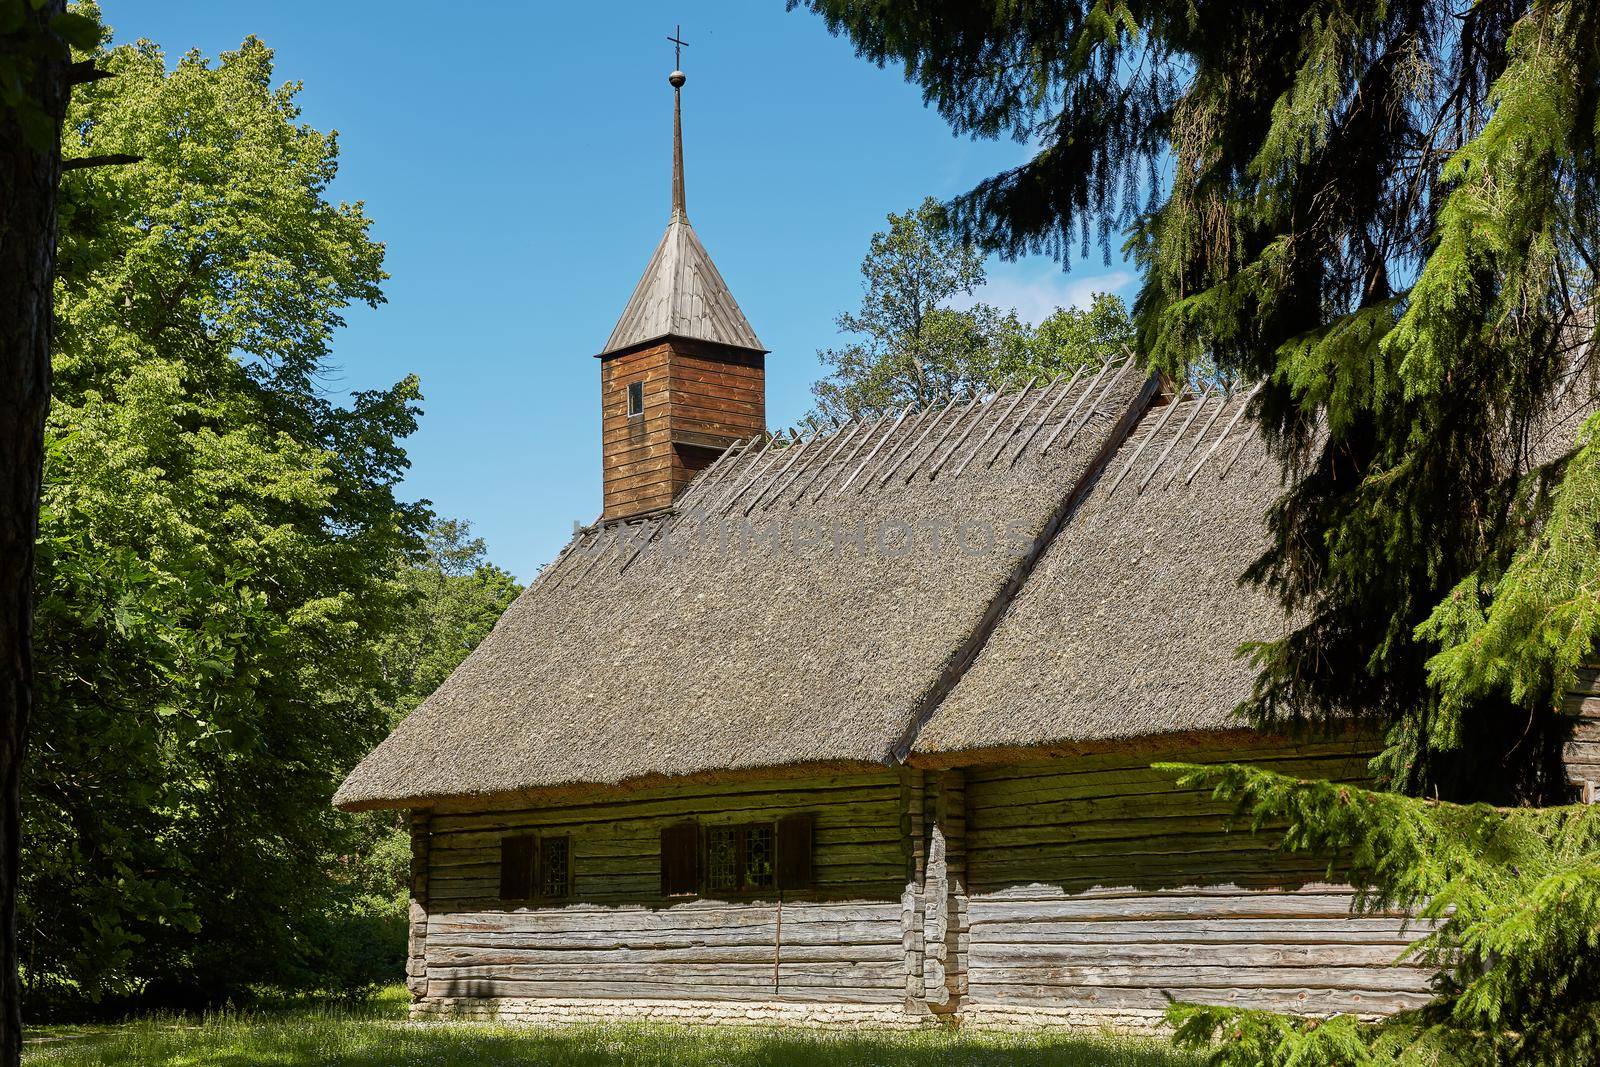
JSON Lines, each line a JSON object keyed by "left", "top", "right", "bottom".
{"left": 24, "top": 986, "right": 1204, "bottom": 1067}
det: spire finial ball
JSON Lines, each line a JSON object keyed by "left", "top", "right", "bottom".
{"left": 669, "top": 70, "right": 686, "bottom": 88}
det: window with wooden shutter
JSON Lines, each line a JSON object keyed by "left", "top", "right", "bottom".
{"left": 499, "top": 833, "right": 536, "bottom": 900}
{"left": 660, "top": 821, "right": 699, "bottom": 897}
{"left": 775, "top": 813, "right": 814, "bottom": 890}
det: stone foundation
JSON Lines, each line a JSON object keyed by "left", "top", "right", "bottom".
{"left": 412, "top": 996, "right": 934, "bottom": 1029}
{"left": 410, "top": 996, "right": 1188, "bottom": 1033}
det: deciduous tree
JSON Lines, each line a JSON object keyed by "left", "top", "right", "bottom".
{"left": 813, "top": 197, "right": 1134, "bottom": 418}
{"left": 25, "top": 34, "right": 423, "bottom": 1009}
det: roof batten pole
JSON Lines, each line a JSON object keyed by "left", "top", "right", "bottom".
{"left": 908, "top": 390, "right": 983, "bottom": 482}
{"left": 1137, "top": 384, "right": 1214, "bottom": 493}
{"left": 527, "top": 536, "right": 585, "bottom": 594}
{"left": 705, "top": 431, "right": 779, "bottom": 514}
{"left": 780, "top": 418, "right": 867, "bottom": 506}
{"left": 759, "top": 422, "right": 846, "bottom": 511}
{"left": 1186, "top": 382, "right": 1262, "bottom": 485}
{"left": 1163, "top": 388, "right": 1230, "bottom": 489}
{"left": 808, "top": 408, "right": 893, "bottom": 501}
{"left": 617, "top": 436, "right": 751, "bottom": 574}
{"left": 857, "top": 402, "right": 941, "bottom": 491}
{"left": 1005, "top": 365, "right": 1086, "bottom": 468}
{"left": 950, "top": 378, "right": 1039, "bottom": 479}
{"left": 985, "top": 371, "right": 1068, "bottom": 468}
{"left": 620, "top": 435, "right": 758, "bottom": 575}
{"left": 720, "top": 430, "right": 794, "bottom": 514}
{"left": 545, "top": 528, "right": 604, "bottom": 592}
{"left": 839, "top": 403, "right": 916, "bottom": 493}
{"left": 1217, "top": 390, "right": 1268, "bottom": 478}
{"left": 562, "top": 525, "right": 622, "bottom": 589}
{"left": 744, "top": 426, "right": 823, "bottom": 514}
{"left": 878, "top": 393, "right": 961, "bottom": 487}
{"left": 1034, "top": 357, "right": 1118, "bottom": 456}
{"left": 1042, "top": 356, "right": 1138, "bottom": 456}
{"left": 930, "top": 378, "right": 1020, "bottom": 480}
{"left": 1104, "top": 383, "right": 1189, "bottom": 495}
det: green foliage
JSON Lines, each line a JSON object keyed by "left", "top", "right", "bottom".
{"left": 811, "top": 197, "right": 1132, "bottom": 419}
{"left": 21, "top": 999, "right": 1201, "bottom": 1067}
{"left": 1160, "top": 763, "right": 1600, "bottom": 1065}
{"left": 1419, "top": 411, "right": 1600, "bottom": 755}
{"left": 793, "top": 0, "right": 1600, "bottom": 801}
{"left": 25, "top": 35, "right": 423, "bottom": 1011}
{"left": 379, "top": 520, "right": 522, "bottom": 724}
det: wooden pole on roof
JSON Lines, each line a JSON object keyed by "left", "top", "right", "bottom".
{"left": 907, "top": 390, "right": 984, "bottom": 482}
{"left": 950, "top": 377, "right": 1039, "bottom": 479}
{"left": 1105, "top": 382, "right": 1188, "bottom": 495}
{"left": 877, "top": 392, "right": 962, "bottom": 487}
{"left": 1035, "top": 356, "right": 1120, "bottom": 455}
{"left": 780, "top": 418, "right": 867, "bottom": 506}
{"left": 676, "top": 436, "right": 752, "bottom": 515}
{"left": 983, "top": 370, "right": 1069, "bottom": 468}
{"left": 1137, "top": 383, "right": 1214, "bottom": 492}
{"left": 1042, "top": 356, "right": 1140, "bottom": 458}
{"left": 1162, "top": 388, "right": 1229, "bottom": 489}
{"left": 929, "top": 377, "right": 1018, "bottom": 480}
{"left": 1186, "top": 382, "right": 1262, "bottom": 484}
{"left": 1005, "top": 365, "right": 1086, "bottom": 468}
{"left": 705, "top": 431, "right": 779, "bottom": 514}
{"left": 745, "top": 426, "right": 823, "bottom": 514}
{"left": 839, "top": 403, "right": 916, "bottom": 493}
{"left": 720, "top": 430, "right": 795, "bottom": 514}
{"left": 807, "top": 408, "right": 893, "bottom": 500}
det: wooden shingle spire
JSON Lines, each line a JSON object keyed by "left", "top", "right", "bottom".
{"left": 599, "top": 48, "right": 764, "bottom": 359}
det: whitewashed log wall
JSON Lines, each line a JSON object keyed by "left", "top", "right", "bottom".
{"left": 1566, "top": 667, "right": 1600, "bottom": 803}
{"left": 417, "top": 770, "right": 910, "bottom": 1005}
{"left": 960, "top": 739, "right": 1434, "bottom": 1023}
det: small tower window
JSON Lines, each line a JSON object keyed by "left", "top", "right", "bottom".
{"left": 627, "top": 380, "right": 644, "bottom": 418}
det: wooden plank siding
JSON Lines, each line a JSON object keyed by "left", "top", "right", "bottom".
{"left": 600, "top": 339, "right": 766, "bottom": 522}
{"left": 960, "top": 740, "right": 1434, "bottom": 1020}
{"left": 1566, "top": 666, "right": 1600, "bottom": 803}
{"left": 418, "top": 770, "right": 909, "bottom": 1005}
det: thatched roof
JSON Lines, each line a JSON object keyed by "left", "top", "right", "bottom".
{"left": 911, "top": 353, "right": 1600, "bottom": 759}
{"left": 336, "top": 363, "right": 1154, "bottom": 810}
{"left": 337, "top": 350, "right": 1600, "bottom": 809}
{"left": 910, "top": 389, "right": 1289, "bottom": 756}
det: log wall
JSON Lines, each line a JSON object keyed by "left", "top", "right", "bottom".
{"left": 416, "top": 770, "right": 908, "bottom": 1007}
{"left": 960, "top": 739, "right": 1434, "bottom": 1026}
{"left": 1565, "top": 667, "right": 1600, "bottom": 803}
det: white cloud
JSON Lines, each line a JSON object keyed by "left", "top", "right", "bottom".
{"left": 956, "top": 260, "right": 1139, "bottom": 325}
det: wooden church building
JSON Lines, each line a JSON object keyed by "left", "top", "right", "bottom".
{"left": 335, "top": 64, "right": 1594, "bottom": 1029}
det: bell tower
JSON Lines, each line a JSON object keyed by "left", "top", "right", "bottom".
{"left": 596, "top": 35, "right": 767, "bottom": 523}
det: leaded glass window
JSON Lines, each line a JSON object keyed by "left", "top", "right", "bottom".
{"left": 539, "top": 836, "right": 570, "bottom": 899}
{"left": 706, "top": 825, "right": 739, "bottom": 891}
{"left": 744, "top": 824, "right": 774, "bottom": 890}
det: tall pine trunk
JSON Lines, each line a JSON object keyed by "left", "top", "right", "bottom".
{"left": 0, "top": 2, "right": 68, "bottom": 1061}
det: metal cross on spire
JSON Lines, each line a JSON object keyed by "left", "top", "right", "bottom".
{"left": 667, "top": 25, "right": 689, "bottom": 219}
{"left": 667, "top": 25, "right": 689, "bottom": 69}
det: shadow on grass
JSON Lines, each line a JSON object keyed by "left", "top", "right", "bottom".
{"left": 25, "top": 1012, "right": 1204, "bottom": 1067}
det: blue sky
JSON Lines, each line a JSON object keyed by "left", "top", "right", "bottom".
{"left": 107, "top": 0, "right": 1139, "bottom": 581}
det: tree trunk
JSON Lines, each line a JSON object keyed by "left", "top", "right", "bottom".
{"left": 0, "top": 3, "right": 69, "bottom": 1061}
